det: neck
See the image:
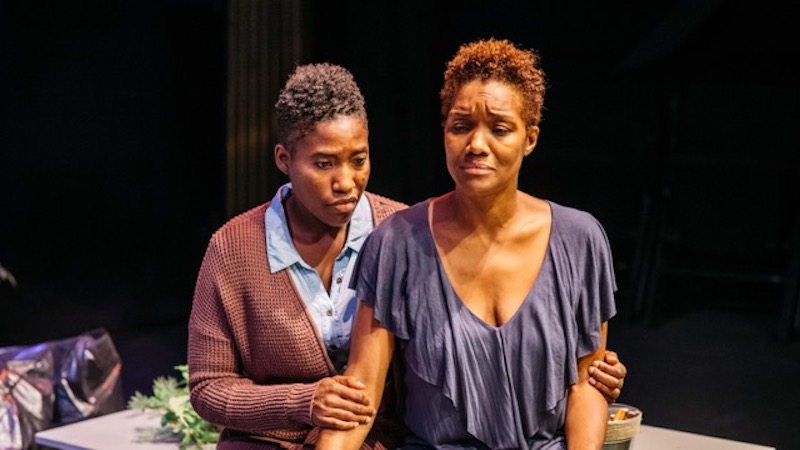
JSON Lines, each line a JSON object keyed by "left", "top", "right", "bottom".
{"left": 449, "top": 186, "right": 520, "bottom": 234}
{"left": 284, "top": 195, "right": 347, "bottom": 291}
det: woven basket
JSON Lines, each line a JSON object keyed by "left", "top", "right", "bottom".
{"left": 604, "top": 403, "right": 643, "bottom": 443}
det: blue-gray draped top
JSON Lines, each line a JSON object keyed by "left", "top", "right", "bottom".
{"left": 352, "top": 199, "right": 617, "bottom": 450}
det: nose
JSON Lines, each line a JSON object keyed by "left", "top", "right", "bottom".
{"left": 466, "top": 128, "right": 489, "bottom": 154}
{"left": 332, "top": 165, "right": 356, "bottom": 193}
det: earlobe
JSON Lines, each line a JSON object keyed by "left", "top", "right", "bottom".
{"left": 275, "top": 144, "right": 291, "bottom": 175}
{"left": 524, "top": 126, "right": 539, "bottom": 156}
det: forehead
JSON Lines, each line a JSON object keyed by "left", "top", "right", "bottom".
{"left": 450, "top": 79, "right": 523, "bottom": 116}
{"left": 294, "top": 115, "right": 369, "bottom": 155}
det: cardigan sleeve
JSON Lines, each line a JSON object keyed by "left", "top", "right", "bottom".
{"left": 187, "top": 233, "right": 320, "bottom": 434}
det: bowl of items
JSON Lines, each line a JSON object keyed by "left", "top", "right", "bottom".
{"left": 603, "top": 403, "right": 643, "bottom": 450}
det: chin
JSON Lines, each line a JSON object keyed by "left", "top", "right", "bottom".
{"left": 323, "top": 214, "right": 354, "bottom": 229}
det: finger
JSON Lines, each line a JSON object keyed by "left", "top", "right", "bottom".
{"left": 588, "top": 375, "right": 620, "bottom": 403}
{"left": 312, "top": 382, "right": 375, "bottom": 430}
{"left": 604, "top": 350, "right": 619, "bottom": 365}
{"left": 592, "top": 359, "right": 625, "bottom": 378}
{"left": 313, "top": 414, "right": 363, "bottom": 430}
{"left": 313, "top": 400, "right": 375, "bottom": 427}
{"left": 318, "top": 408, "right": 373, "bottom": 426}
{"left": 601, "top": 352, "right": 628, "bottom": 379}
{"left": 333, "top": 375, "right": 368, "bottom": 390}
{"left": 617, "top": 361, "right": 628, "bottom": 378}
{"left": 605, "top": 387, "right": 622, "bottom": 402}
{"left": 336, "top": 388, "right": 371, "bottom": 407}
{"left": 319, "top": 378, "right": 372, "bottom": 406}
{"left": 589, "top": 366, "right": 623, "bottom": 391}
{"left": 591, "top": 364, "right": 624, "bottom": 387}
{"left": 315, "top": 388, "right": 376, "bottom": 417}
{"left": 588, "top": 368, "right": 610, "bottom": 391}
{"left": 330, "top": 397, "right": 376, "bottom": 418}
{"left": 334, "top": 385, "right": 373, "bottom": 407}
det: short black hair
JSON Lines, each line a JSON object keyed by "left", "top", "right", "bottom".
{"left": 275, "top": 62, "right": 368, "bottom": 150}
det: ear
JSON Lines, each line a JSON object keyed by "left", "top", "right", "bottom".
{"left": 524, "top": 125, "right": 539, "bottom": 157}
{"left": 274, "top": 143, "right": 291, "bottom": 175}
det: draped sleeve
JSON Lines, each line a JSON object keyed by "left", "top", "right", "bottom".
{"left": 351, "top": 200, "right": 435, "bottom": 341}
{"left": 549, "top": 203, "right": 617, "bottom": 366}
{"left": 576, "top": 213, "right": 618, "bottom": 356}
{"left": 350, "top": 200, "right": 456, "bottom": 392}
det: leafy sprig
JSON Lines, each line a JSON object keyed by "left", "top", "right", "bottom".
{"left": 128, "top": 365, "right": 220, "bottom": 449}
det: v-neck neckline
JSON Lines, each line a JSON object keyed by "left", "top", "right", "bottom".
{"left": 425, "top": 198, "right": 555, "bottom": 331}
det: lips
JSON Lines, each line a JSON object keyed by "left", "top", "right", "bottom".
{"left": 461, "top": 163, "right": 493, "bottom": 174}
{"left": 329, "top": 198, "right": 358, "bottom": 213}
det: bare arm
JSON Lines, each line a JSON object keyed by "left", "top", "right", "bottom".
{"left": 566, "top": 321, "right": 611, "bottom": 450}
{"left": 315, "top": 300, "right": 395, "bottom": 450}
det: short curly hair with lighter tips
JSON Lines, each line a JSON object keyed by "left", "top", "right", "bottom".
{"left": 440, "top": 38, "right": 547, "bottom": 127}
{"left": 275, "top": 62, "right": 368, "bottom": 151}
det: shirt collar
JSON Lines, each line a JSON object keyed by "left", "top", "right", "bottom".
{"left": 265, "top": 183, "right": 373, "bottom": 273}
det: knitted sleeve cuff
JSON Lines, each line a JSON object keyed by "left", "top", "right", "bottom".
{"left": 286, "top": 380, "right": 322, "bottom": 425}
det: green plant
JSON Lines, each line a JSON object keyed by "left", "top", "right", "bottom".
{"left": 128, "top": 364, "right": 221, "bottom": 449}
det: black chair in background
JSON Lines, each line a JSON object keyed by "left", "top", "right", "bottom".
{"left": 625, "top": 94, "right": 799, "bottom": 337}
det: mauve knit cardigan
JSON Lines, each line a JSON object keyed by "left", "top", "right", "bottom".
{"left": 188, "top": 192, "right": 407, "bottom": 449}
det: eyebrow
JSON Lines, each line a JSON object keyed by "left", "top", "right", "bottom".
{"left": 448, "top": 109, "right": 516, "bottom": 121}
{"left": 308, "top": 148, "right": 369, "bottom": 158}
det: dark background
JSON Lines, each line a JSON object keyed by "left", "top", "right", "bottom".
{"left": 1, "top": 0, "right": 799, "bottom": 448}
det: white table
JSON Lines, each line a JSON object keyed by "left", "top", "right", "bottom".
{"left": 35, "top": 409, "right": 776, "bottom": 450}
{"left": 631, "top": 425, "right": 775, "bottom": 450}
{"left": 35, "top": 409, "right": 179, "bottom": 450}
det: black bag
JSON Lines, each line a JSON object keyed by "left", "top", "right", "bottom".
{"left": 51, "top": 329, "right": 124, "bottom": 426}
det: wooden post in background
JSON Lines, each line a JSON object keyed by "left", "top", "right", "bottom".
{"left": 225, "top": 0, "right": 303, "bottom": 217}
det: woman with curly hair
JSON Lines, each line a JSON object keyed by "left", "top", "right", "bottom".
{"left": 188, "top": 63, "right": 409, "bottom": 449}
{"left": 317, "top": 38, "right": 618, "bottom": 449}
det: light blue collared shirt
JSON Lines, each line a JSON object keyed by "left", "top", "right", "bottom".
{"left": 265, "top": 183, "right": 373, "bottom": 363}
